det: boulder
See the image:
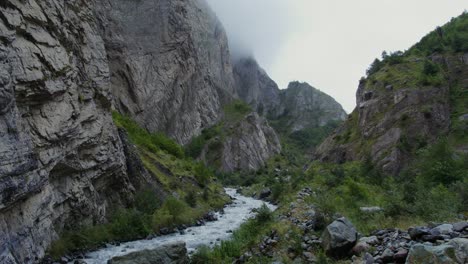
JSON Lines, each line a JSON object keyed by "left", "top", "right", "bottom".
{"left": 259, "top": 188, "right": 272, "bottom": 199}
{"left": 381, "top": 248, "right": 394, "bottom": 263}
{"left": 448, "top": 238, "right": 468, "bottom": 264}
{"left": 431, "top": 224, "right": 453, "bottom": 235}
{"left": 452, "top": 222, "right": 468, "bottom": 232}
{"left": 321, "top": 217, "right": 358, "bottom": 257}
{"left": 405, "top": 244, "right": 457, "bottom": 264}
{"left": 408, "top": 227, "right": 430, "bottom": 240}
{"left": 108, "top": 242, "right": 189, "bottom": 264}
{"left": 394, "top": 248, "right": 409, "bottom": 263}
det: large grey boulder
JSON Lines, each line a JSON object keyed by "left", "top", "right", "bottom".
{"left": 108, "top": 242, "right": 190, "bottom": 264}
{"left": 321, "top": 217, "right": 358, "bottom": 257}
{"left": 405, "top": 244, "right": 457, "bottom": 264}
{"left": 448, "top": 238, "right": 468, "bottom": 264}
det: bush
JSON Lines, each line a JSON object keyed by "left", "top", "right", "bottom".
{"left": 194, "top": 162, "right": 212, "bottom": 187}
{"left": 255, "top": 204, "right": 273, "bottom": 223}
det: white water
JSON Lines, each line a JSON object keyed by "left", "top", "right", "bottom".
{"left": 77, "top": 188, "right": 276, "bottom": 263}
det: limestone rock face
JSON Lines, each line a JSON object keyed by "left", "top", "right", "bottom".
{"left": 0, "top": 0, "right": 135, "bottom": 263}
{"left": 201, "top": 113, "right": 281, "bottom": 172}
{"left": 95, "top": 0, "right": 236, "bottom": 144}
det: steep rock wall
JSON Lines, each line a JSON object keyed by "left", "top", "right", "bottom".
{"left": 0, "top": 1, "right": 137, "bottom": 263}
{"left": 95, "top": 0, "right": 236, "bottom": 144}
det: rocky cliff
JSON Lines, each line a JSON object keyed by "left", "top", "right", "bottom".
{"left": 200, "top": 112, "right": 281, "bottom": 172}
{"left": 233, "top": 58, "right": 347, "bottom": 141}
{"left": 233, "top": 57, "right": 281, "bottom": 116}
{"left": 0, "top": 0, "right": 284, "bottom": 262}
{"left": 275, "top": 82, "right": 347, "bottom": 132}
{"left": 0, "top": 1, "right": 136, "bottom": 262}
{"left": 95, "top": 0, "right": 236, "bottom": 145}
{"left": 315, "top": 14, "right": 468, "bottom": 175}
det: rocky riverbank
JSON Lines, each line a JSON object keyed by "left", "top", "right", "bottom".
{"left": 235, "top": 187, "right": 468, "bottom": 263}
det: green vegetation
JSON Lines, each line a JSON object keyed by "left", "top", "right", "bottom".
{"left": 112, "top": 112, "right": 184, "bottom": 158}
{"left": 48, "top": 113, "right": 230, "bottom": 259}
{"left": 223, "top": 99, "right": 252, "bottom": 122}
{"left": 192, "top": 205, "right": 274, "bottom": 263}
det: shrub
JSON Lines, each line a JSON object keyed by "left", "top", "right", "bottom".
{"left": 255, "top": 204, "right": 273, "bottom": 223}
{"left": 185, "top": 191, "right": 197, "bottom": 208}
{"left": 194, "top": 162, "right": 212, "bottom": 187}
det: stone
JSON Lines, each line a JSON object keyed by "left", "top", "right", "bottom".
{"left": 405, "top": 244, "right": 457, "bottom": 264}
{"left": 381, "top": 248, "right": 394, "bottom": 263}
{"left": 108, "top": 242, "right": 189, "bottom": 264}
{"left": 259, "top": 188, "right": 272, "bottom": 199}
{"left": 360, "top": 207, "right": 384, "bottom": 213}
{"left": 393, "top": 248, "right": 408, "bottom": 263}
{"left": 359, "top": 236, "right": 379, "bottom": 245}
{"left": 431, "top": 224, "right": 453, "bottom": 235}
{"left": 452, "top": 222, "right": 468, "bottom": 232}
{"left": 448, "top": 238, "right": 468, "bottom": 264}
{"left": 321, "top": 217, "right": 358, "bottom": 257}
{"left": 408, "top": 227, "right": 431, "bottom": 240}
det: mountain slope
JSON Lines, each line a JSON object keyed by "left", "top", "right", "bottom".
{"left": 315, "top": 13, "right": 468, "bottom": 175}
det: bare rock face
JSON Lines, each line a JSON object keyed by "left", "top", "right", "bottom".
{"left": 233, "top": 58, "right": 347, "bottom": 133}
{"left": 201, "top": 113, "right": 281, "bottom": 172}
{"left": 277, "top": 82, "right": 347, "bottom": 132}
{"left": 0, "top": 1, "right": 135, "bottom": 263}
{"left": 95, "top": 0, "right": 236, "bottom": 144}
{"left": 233, "top": 57, "right": 281, "bottom": 116}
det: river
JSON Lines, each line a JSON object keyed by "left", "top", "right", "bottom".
{"left": 76, "top": 188, "right": 276, "bottom": 263}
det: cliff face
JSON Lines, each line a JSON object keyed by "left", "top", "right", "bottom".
{"left": 0, "top": 1, "right": 135, "bottom": 262}
{"left": 233, "top": 58, "right": 347, "bottom": 134}
{"left": 200, "top": 112, "right": 281, "bottom": 172}
{"left": 233, "top": 57, "right": 281, "bottom": 116}
{"left": 95, "top": 0, "right": 236, "bottom": 144}
{"left": 277, "top": 82, "right": 347, "bottom": 132}
{"left": 0, "top": 0, "right": 283, "bottom": 262}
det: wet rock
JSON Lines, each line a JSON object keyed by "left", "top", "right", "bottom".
{"left": 321, "top": 217, "right": 358, "bottom": 257}
{"left": 405, "top": 244, "right": 457, "bottom": 264}
{"left": 259, "top": 188, "right": 272, "bottom": 199}
{"left": 204, "top": 211, "right": 218, "bottom": 222}
{"left": 108, "top": 242, "right": 189, "bottom": 264}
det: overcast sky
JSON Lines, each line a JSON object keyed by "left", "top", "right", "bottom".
{"left": 206, "top": 0, "right": 467, "bottom": 112}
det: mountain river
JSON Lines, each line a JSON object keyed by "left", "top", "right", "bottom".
{"left": 76, "top": 188, "right": 276, "bottom": 263}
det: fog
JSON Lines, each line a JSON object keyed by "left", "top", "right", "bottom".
{"left": 206, "top": 0, "right": 467, "bottom": 112}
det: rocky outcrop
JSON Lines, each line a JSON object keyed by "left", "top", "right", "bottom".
{"left": 95, "top": 0, "right": 236, "bottom": 144}
{"left": 276, "top": 82, "right": 347, "bottom": 132}
{"left": 201, "top": 112, "right": 281, "bottom": 172}
{"left": 315, "top": 52, "right": 468, "bottom": 175}
{"left": 108, "top": 242, "right": 189, "bottom": 264}
{"left": 233, "top": 57, "right": 347, "bottom": 133}
{"left": 233, "top": 57, "right": 281, "bottom": 116}
{"left": 0, "top": 1, "right": 136, "bottom": 263}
